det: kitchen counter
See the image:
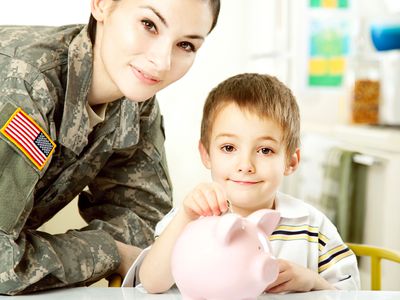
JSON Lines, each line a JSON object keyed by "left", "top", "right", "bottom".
{"left": 3, "top": 288, "right": 400, "bottom": 300}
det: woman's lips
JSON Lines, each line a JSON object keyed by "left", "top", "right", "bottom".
{"left": 131, "top": 66, "right": 161, "bottom": 85}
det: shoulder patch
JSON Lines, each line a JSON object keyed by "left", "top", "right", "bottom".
{"left": 0, "top": 107, "right": 56, "bottom": 170}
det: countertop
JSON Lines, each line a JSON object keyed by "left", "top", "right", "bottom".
{"left": 3, "top": 287, "right": 400, "bottom": 300}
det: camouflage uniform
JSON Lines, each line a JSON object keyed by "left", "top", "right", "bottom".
{"left": 0, "top": 25, "right": 172, "bottom": 295}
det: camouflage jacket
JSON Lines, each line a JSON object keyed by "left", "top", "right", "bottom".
{"left": 0, "top": 25, "right": 172, "bottom": 295}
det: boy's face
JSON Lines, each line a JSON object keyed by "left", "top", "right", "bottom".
{"left": 199, "top": 102, "right": 299, "bottom": 216}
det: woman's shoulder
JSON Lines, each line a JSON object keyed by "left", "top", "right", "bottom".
{"left": 0, "top": 24, "right": 84, "bottom": 73}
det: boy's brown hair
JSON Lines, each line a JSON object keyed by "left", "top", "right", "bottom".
{"left": 200, "top": 73, "right": 300, "bottom": 157}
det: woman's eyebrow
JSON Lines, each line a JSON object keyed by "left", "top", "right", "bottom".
{"left": 139, "top": 5, "right": 205, "bottom": 40}
{"left": 140, "top": 5, "right": 168, "bottom": 27}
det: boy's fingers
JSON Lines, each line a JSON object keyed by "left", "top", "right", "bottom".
{"left": 193, "top": 189, "right": 212, "bottom": 216}
{"left": 203, "top": 188, "right": 222, "bottom": 215}
{"left": 266, "top": 272, "right": 290, "bottom": 292}
{"left": 213, "top": 186, "right": 228, "bottom": 213}
{"left": 188, "top": 198, "right": 204, "bottom": 217}
{"left": 267, "top": 280, "right": 291, "bottom": 293}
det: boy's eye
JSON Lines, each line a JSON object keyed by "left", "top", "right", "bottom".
{"left": 142, "top": 19, "right": 157, "bottom": 33}
{"left": 259, "top": 148, "right": 272, "bottom": 155}
{"left": 221, "top": 145, "right": 235, "bottom": 153}
{"left": 178, "top": 41, "right": 196, "bottom": 52}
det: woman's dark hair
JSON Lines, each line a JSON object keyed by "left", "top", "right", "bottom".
{"left": 87, "top": 0, "right": 220, "bottom": 44}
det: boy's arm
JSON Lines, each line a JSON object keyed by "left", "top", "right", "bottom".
{"left": 139, "top": 182, "right": 228, "bottom": 293}
{"left": 139, "top": 209, "right": 193, "bottom": 293}
{"left": 317, "top": 217, "right": 360, "bottom": 290}
{"left": 267, "top": 209, "right": 359, "bottom": 293}
{"left": 318, "top": 243, "right": 360, "bottom": 290}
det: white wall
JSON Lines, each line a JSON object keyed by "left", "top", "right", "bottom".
{"left": 0, "top": 0, "right": 91, "bottom": 25}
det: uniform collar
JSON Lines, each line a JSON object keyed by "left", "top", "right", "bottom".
{"left": 275, "top": 191, "right": 309, "bottom": 219}
{"left": 58, "top": 25, "right": 93, "bottom": 155}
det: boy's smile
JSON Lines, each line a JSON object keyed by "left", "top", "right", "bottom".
{"left": 200, "top": 102, "right": 298, "bottom": 216}
{"left": 229, "top": 179, "right": 262, "bottom": 185}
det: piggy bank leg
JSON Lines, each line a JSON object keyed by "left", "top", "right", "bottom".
{"left": 207, "top": 298, "right": 256, "bottom": 300}
{"left": 204, "top": 298, "right": 257, "bottom": 300}
{"left": 180, "top": 293, "right": 204, "bottom": 300}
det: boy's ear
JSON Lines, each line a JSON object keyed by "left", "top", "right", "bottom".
{"left": 198, "top": 141, "right": 211, "bottom": 169}
{"left": 284, "top": 148, "right": 300, "bottom": 176}
{"left": 91, "top": 0, "right": 109, "bottom": 22}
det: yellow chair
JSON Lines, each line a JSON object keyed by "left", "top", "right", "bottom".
{"left": 107, "top": 274, "right": 122, "bottom": 287}
{"left": 347, "top": 242, "right": 400, "bottom": 290}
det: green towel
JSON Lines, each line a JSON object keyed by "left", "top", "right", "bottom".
{"left": 320, "top": 148, "right": 367, "bottom": 243}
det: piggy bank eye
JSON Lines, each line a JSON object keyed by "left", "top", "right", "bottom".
{"left": 258, "top": 246, "right": 261, "bottom": 250}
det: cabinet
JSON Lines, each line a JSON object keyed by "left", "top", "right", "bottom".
{"left": 282, "top": 123, "right": 400, "bottom": 290}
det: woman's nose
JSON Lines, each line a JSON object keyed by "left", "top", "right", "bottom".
{"left": 148, "top": 42, "right": 172, "bottom": 72}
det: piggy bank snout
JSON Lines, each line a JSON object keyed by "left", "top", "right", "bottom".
{"left": 253, "top": 254, "right": 279, "bottom": 287}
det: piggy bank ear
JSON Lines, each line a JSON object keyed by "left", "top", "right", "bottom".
{"left": 247, "top": 209, "right": 280, "bottom": 237}
{"left": 215, "top": 213, "right": 243, "bottom": 245}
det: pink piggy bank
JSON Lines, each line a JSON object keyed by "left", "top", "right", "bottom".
{"left": 171, "top": 209, "right": 280, "bottom": 300}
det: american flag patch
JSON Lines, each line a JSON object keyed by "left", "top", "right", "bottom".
{"left": 1, "top": 107, "right": 56, "bottom": 170}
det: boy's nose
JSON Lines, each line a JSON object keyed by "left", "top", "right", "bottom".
{"left": 238, "top": 166, "right": 255, "bottom": 174}
{"left": 237, "top": 157, "right": 255, "bottom": 174}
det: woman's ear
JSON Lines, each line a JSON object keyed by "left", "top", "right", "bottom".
{"left": 198, "top": 141, "right": 211, "bottom": 169}
{"left": 91, "top": 0, "right": 109, "bottom": 22}
{"left": 284, "top": 148, "right": 300, "bottom": 176}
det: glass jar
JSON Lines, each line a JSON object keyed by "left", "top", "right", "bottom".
{"left": 348, "top": 55, "right": 381, "bottom": 124}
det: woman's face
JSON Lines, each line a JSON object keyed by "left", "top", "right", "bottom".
{"left": 93, "top": 0, "right": 214, "bottom": 102}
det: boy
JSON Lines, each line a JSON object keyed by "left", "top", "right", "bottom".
{"left": 126, "top": 73, "right": 360, "bottom": 292}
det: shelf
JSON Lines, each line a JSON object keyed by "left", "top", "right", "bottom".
{"left": 302, "top": 122, "right": 400, "bottom": 154}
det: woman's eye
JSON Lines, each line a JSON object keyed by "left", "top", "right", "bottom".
{"left": 142, "top": 19, "right": 157, "bottom": 33}
{"left": 178, "top": 41, "right": 196, "bottom": 52}
{"left": 222, "top": 145, "right": 235, "bottom": 153}
{"left": 259, "top": 148, "right": 272, "bottom": 155}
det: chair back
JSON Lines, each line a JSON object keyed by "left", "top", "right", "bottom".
{"left": 347, "top": 242, "right": 400, "bottom": 290}
{"left": 108, "top": 274, "right": 122, "bottom": 287}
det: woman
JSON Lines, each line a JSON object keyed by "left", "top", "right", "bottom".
{"left": 0, "top": 0, "right": 219, "bottom": 295}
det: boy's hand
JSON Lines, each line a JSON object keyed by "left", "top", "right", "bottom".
{"left": 265, "top": 259, "right": 335, "bottom": 293}
{"left": 181, "top": 182, "right": 228, "bottom": 221}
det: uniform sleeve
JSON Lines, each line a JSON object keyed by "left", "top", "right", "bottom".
{"left": 78, "top": 99, "right": 173, "bottom": 248}
{"left": 318, "top": 216, "right": 361, "bottom": 290}
{"left": 0, "top": 67, "right": 119, "bottom": 295}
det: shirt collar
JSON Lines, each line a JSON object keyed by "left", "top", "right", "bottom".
{"left": 275, "top": 191, "right": 309, "bottom": 219}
